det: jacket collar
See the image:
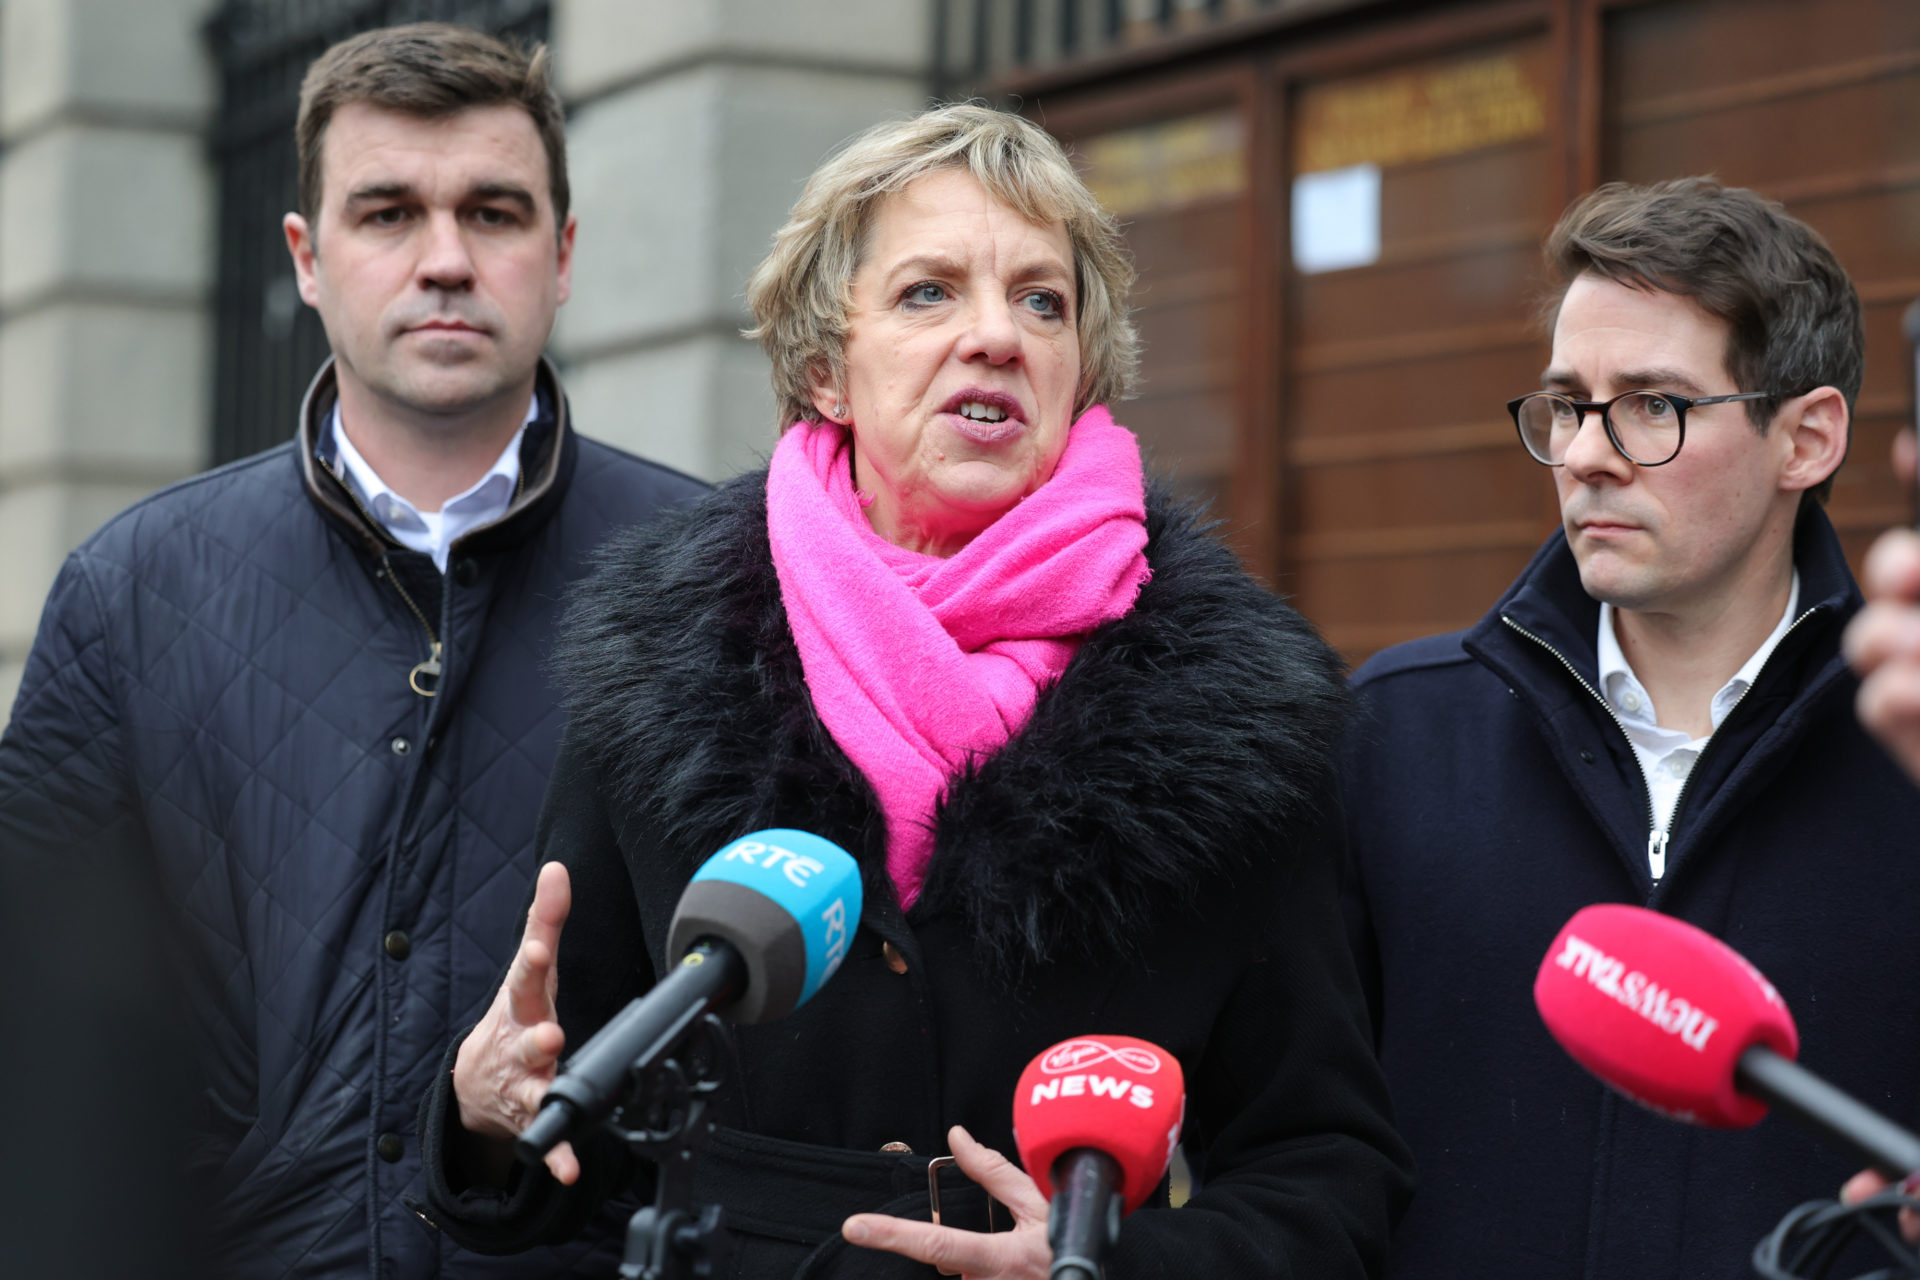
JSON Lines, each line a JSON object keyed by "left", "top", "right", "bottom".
{"left": 1460, "top": 506, "right": 1863, "bottom": 893}
{"left": 297, "top": 355, "right": 577, "bottom": 561}
{"left": 1466, "top": 504, "right": 1861, "bottom": 696}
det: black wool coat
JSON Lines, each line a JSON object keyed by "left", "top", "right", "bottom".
{"left": 1342, "top": 509, "right": 1920, "bottom": 1280}
{"left": 419, "top": 471, "right": 1415, "bottom": 1278}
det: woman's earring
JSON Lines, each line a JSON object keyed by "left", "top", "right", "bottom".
{"left": 833, "top": 402, "right": 848, "bottom": 421}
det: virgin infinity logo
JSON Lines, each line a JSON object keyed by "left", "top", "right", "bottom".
{"left": 1040, "top": 1040, "right": 1162, "bottom": 1076}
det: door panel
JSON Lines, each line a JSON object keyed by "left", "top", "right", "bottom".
{"left": 1283, "top": 31, "right": 1562, "bottom": 661}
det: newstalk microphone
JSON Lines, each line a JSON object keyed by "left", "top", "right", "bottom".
{"left": 1533, "top": 903, "right": 1920, "bottom": 1178}
{"left": 517, "top": 829, "right": 862, "bottom": 1163}
{"left": 1012, "top": 1036, "right": 1186, "bottom": 1280}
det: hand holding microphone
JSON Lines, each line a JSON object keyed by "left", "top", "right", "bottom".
{"left": 1012, "top": 1036, "right": 1186, "bottom": 1280}
{"left": 842, "top": 1125, "right": 1055, "bottom": 1279}
{"left": 842, "top": 1035, "right": 1185, "bottom": 1280}
{"left": 454, "top": 830, "right": 863, "bottom": 1185}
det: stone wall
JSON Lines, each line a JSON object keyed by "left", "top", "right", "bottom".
{"left": 0, "top": 0, "right": 934, "bottom": 725}
{"left": 551, "top": 0, "right": 933, "bottom": 479}
{"left": 0, "top": 0, "right": 218, "bottom": 714}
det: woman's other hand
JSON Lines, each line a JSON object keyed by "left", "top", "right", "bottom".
{"left": 451, "top": 860, "right": 579, "bottom": 1184}
{"left": 843, "top": 1125, "right": 1052, "bottom": 1278}
{"left": 1844, "top": 429, "right": 1920, "bottom": 784}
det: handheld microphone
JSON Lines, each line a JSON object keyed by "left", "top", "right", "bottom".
{"left": 1012, "top": 1036, "right": 1186, "bottom": 1280}
{"left": 517, "top": 829, "right": 862, "bottom": 1163}
{"left": 1534, "top": 903, "right": 1920, "bottom": 1178}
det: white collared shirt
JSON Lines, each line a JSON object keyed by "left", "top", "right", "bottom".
{"left": 1597, "top": 572, "right": 1801, "bottom": 875}
{"left": 329, "top": 395, "right": 536, "bottom": 572}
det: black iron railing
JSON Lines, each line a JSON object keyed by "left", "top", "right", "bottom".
{"left": 935, "top": 0, "right": 1314, "bottom": 95}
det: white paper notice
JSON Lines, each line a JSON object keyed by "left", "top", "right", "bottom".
{"left": 1291, "top": 163, "right": 1381, "bottom": 274}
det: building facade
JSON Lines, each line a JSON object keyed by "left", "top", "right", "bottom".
{"left": 3, "top": 0, "right": 1916, "bottom": 719}
{"left": 944, "top": 0, "right": 1920, "bottom": 661}
{"left": 0, "top": 0, "right": 934, "bottom": 717}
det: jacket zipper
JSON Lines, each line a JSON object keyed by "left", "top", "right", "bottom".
{"left": 1501, "top": 616, "right": 1659, "bottom": 877}
{"left": 332, "top": 473, "right": 444, "bottom": 698}
{"left": 1501, "top": 606, "right": 1821, "bottom": 885}
{"left": 329, "top": 439, "right": 531, "bottom": 700}
{"left": 1633, "top": 605, "right": 1822, "bottom": 880}
{"left": 382, "top": 559, "right": 443, "bottom": 698}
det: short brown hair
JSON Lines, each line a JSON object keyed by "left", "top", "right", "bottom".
{"left": 1544, "top": 177, "right": 1862, "bottom": 505}
{"left": 746, "top": 103, "right": 1138, "bottom": 429}
{"left": 295, "top": 23, "right": 568, "bottom": 232}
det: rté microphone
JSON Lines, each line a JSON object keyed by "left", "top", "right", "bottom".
{"left": 517, "top": 829, "right": 862, "bottom": 1163}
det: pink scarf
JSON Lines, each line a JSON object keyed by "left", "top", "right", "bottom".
{"left": 767, "top": 406, "right": 1151, "bottom": 909}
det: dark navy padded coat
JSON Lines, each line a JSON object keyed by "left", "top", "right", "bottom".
{"left": 0, "top": 360, "right": 705, "bottom": 1279}
{"left": 1342, "top": 508, "right": 1920, "bottom": 1280}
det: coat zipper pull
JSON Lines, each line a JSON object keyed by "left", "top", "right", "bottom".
{"left": 409, "top": 640, "right": 443, "bottom": 698}
{"left": 1647, "top": 827, "right": 1669, "bottom": 881}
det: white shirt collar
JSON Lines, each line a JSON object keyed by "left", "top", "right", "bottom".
{"left": 328, "top": 394, "right": 536, "bottom": 572}
{"left": 1596, "top": 571, "right": 1801, "bottom": 745}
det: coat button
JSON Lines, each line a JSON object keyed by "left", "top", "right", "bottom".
{"left": 391, "top": 737, "right": 411, "bottom": 755}
{"left": 384, "top": 931, "right": 411, "bottom": 961}
{"left": 882, "top": 941, "right": 908, "bottom": 974}
{"left": 453, "top": 558, "right": 479, "bottom": 587}
{"left": 880, "top": 1141, "right": 913, "bottom": 1154}
{"left": 376, "top": 1132, "right": 404, "bottom": 1163}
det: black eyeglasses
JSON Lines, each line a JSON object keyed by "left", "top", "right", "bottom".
{"left": 1507, "top": 389, "right": 1777, "bottom": 467}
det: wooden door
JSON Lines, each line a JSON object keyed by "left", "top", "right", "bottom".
{"left": 1275, "top": 9, "right": 1572, "bottom": 660}
{"left": 1040, "top": 71, "right": 1261, "bottom": 535}
{"left": 1013, "top": 0, "right": 1920, "bottom": 664}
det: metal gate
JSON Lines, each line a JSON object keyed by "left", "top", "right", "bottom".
{"left": 206, "top": 0, "right": 551, "bottom": 464}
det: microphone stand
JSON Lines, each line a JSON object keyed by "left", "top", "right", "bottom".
{"left": 604, "top": 1012, "right": 734, "bottom": 1280}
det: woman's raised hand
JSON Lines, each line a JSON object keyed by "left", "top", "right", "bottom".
{"left": 451, "top": 860, "right": 582, "bottom": 1184}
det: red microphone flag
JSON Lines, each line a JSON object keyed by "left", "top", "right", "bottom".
{"left": 1011, "top": 1035, "right": 1186, "bottom": 1214}
{"left": 1533, "top": 903, "right": 1798, "bottom": 1128}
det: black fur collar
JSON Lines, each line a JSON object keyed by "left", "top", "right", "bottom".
{"left": 557, "top": 470, "right": 1347, "bottom": 975}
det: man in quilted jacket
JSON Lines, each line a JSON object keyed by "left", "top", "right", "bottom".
{"left": 0, "top": 24, "right": 703, "bottom": 1279}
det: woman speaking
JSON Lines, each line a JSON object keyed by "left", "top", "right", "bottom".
{"left": 421, "top": 104, "right": 1411, "bottom": 1278}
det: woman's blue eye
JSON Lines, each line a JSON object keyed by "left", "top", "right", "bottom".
{"left": 1025, "top": 290, "right": 1064, "bottom": 318}
{"left": 906, "top": 283, "right": 947, "bottom": 305}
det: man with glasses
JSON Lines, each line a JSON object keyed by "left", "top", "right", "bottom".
{"left": 1340, "top": 177, "right": 1920, "bottom": 1279}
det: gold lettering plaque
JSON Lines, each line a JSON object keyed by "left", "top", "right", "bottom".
{"left": 1077, "top": 111, "right": 1248, "bottom": 218}
{"left": 1296, "top": 47, "right": 1546, "bottom": 175}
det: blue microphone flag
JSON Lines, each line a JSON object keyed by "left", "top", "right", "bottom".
{"left": 668, "top": 829, "right": 862, "bottom": 1022}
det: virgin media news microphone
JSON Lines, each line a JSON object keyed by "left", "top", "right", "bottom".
{"left": 1534, "top": 903, "right": 1920, "bottom": 1178}
{"left": 517, "top": 829, "right": 862, "bottom": 1163}
{"left": 1011, "top": 1036, "right": 1186, "bottom": 1280}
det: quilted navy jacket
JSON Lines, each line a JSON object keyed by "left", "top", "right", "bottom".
{"left": 0, "top": 360, "right": 705, "bottom": 1279}
{"left": 1341, "top": 507, "right": 1920, "bottom": 1280}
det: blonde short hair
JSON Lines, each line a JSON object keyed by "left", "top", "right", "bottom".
{"left": 745, "top": 103, "right": 1138, "bottom": 428}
